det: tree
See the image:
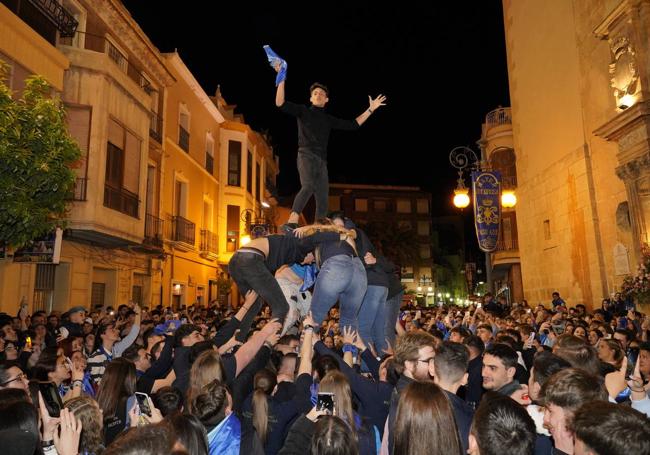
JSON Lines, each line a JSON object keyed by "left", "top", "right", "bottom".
{"left": 0, "top": 64, "right": 81, "bottom": 248}
{"left": 361, "top": 220, "right": 420, "bottom": 267}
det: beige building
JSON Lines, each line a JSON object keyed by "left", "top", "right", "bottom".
{"left": 502, "top": 0, "right": 650, "bottom": 309}
{"left": 0, "top": 0, "right": 279, "bottom": 315}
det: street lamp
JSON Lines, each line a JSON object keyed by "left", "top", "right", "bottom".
{"left": 450, "top": 147, "right": 479, "bottom": 209}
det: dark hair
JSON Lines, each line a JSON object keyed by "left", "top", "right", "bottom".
{"left": 192, "top": 379, "right": 229, "bottom": 429}
{"left": 151, "top": 340, "right": 165, "bottom": 359}
{"left": 553, "top": 335, "right": 601, "bottom": 376}
{"left": 31, "top": 347, "right": 61, "bottom": 382}
{"left": 0, "top": 387, "right": 30, "bottom": 407}
{"left": 464, "top": 335, "right": 485, "bottom": 355}
{"left": 639, "top": 341, "right": 650, "bottom": 353}
{"left": 0, "top": 400, "right": 40, "bottom": 455}
{"left": 531, "top": 351, "right": 571, "bottom": 387}
{"left": 189, "top": 340, "right": 217, "bottom": 365}
{"left": 103, "top": 424, "right": 174, "bottom": 455}
{"left": 313, "top": 354, "right": 341, "bottom": 380}
{"left": 174, "top": 324, "right": 200, "bottom": 347}
{"left": 142, "top": 328, "right": 156, "bottom": 349}
{"left": 166, "top": 413, "right": 208, "bottom": 455}
{"left": 573, "top": 401, "right": 650, "bottom": 455}
{"left": 540, "top": 368, "right": 607, "bottom": 418}
{"left": 434, "top": 341, "right": 469, "bottom": 383}
{"left": 471, "top": 393, "right": 536, "bottom": 455}
{"left": 251, "top": 369, "right": 277, "bottom": 444}
{"left": 614, "top": 328, "right": 633, "bottom": 343}
{"left": 121, "top": 344, "right": 144, "bottom": 363}
{"left": 309, "top": 82, "right": 329, "bottom": 96}
{"left": 449, "top": 326, "right": 471, "bottom": 341}
{"left": 394, "top": 382, "right": 463, "bottom": 455}
{"left": 94, "top": 323, "right": 114, "bottom": 352}
{"left": 96, "top": 358, "right": 137, "bottom": 420}
{"left": 484, "top": 343, "right": 518, "bottom": 370}
{"left": 153, "top": 386, "right": 184, "bottom": 417}
{"left": 311, "top": 416, "right": 358, "bottom": 455}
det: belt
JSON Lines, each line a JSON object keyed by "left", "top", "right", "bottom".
{"left": 236, "top": 247, "right": 266, "bottom": 258}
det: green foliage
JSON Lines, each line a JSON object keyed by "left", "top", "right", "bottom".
{"left": 361, "top": 220, "right": 420, "bottom": 266}
{"left": 0, "top": 63, "right": 81, "bottom": 248}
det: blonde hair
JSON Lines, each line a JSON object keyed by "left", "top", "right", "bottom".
{"left": 319, "top": 370, "right": 356, "bottom": 438}
{"left": 65, "top": 396, "right": 104, "bottom": 455}
{"left": 186, "top": 350, "right": 224, "bottom": 413}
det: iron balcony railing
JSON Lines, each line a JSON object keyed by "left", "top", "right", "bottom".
{"left": 200, "top": 229, "right": 218, "bottom": 255}
{"left": 172, "top": 215, "right": 195, "bottom": 245}
{"left": 71, "top": 177, "right": 87, "bottom": 201}
{"left": 179, "top": 126, "right": 190, "bottom": 152}
{"left": 103, "top": 184, "right": 139, "bottom": 218}
{"left": 2, "top": 0, "right": 78, "bottom": 44}
{"left": 144, "top": 213, "right": 164, "bottom": 247}
{"left": 59, "top": 31, "right": 153, "bottom": 95}
{"left": 149, "top": 111, "right": 163, "bottom": 143}
{"left": 485, "top": 107, "right": 512, "bottom": 131}
{"left": 495, "top": 238, "right": 518, "bottom": 251}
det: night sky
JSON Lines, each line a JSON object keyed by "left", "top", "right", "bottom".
{"left": 121, "top": 1, "right": 510, "bottom": 227}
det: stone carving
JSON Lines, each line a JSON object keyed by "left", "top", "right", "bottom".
{"left": 614, "top": 243, "right": 630, "bottom": 276}
{"left": 608, "top": 36, "right": 639, "bottom": 105}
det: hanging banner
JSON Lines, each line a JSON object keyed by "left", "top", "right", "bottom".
{"left": 472, "top": 171, "right": 501, "bottom": 252}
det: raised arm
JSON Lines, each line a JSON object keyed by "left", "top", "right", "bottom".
{"left": 355, "top": 94, "right": 387, "bottom": 126}
{"left": 275, "top": 63, "right": 285, "bottom": 107}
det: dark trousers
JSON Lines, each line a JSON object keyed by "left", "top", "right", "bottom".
{"left": 228, "top": 252, "right": 289, "bottom": 341}
{"left": 291, "top": 152, "right": 329, "bottom": 220}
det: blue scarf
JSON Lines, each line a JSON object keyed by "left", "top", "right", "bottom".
{"left": 207, "top": 413, "right": 241, "bottom": 455}
{"left": 263, "top": 45, "right": 287, "bottom": 86}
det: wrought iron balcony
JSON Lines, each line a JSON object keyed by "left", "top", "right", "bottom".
{"left": 200, "top": 229, "right": 218, "bottom": 256}
{"left": 179, "top": 126, "right": 190, "bottom": 152}
{"left": 205, "top": 152, "right": 214, "bottom": 174}
{"left": 485, "top": 107, "right": 512, "bottom": 131}
{"left": 58, "top": 31, "right": 152, "bottom": 96}
{"left": 172, "top": 215, "right": 195, "bottom": 245}
{"left": 144, "top": 213, "right": 164, "bottom": 247}
{"left": 495, "top": 238, "right": 518, "bottom": 251}
{"left": 70, "top": 177, "right": 87, "bottom": 201}
{"left": 103, "top": 184, "right": 139, "bottom": 218}
{"left": 2, "top": 0, "right": 78, "bottom": 45}
{"left": 149, "top": 111, "right": 163, "bottom": 143}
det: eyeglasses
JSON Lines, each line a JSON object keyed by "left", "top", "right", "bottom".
{"left": 417, "top": 357, "right": 435, "bottom": 366}
{"left": 1, "top": 372, "right": 26, "bottom": 386}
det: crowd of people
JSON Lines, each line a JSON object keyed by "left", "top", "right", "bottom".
{"left": 1, "top": 218, "right": 650, "bottom": 455}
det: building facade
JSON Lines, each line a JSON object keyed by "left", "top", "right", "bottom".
{"left": 329, "top": 183, "right": 434, "bottom": 293}
{"left": 502, "top": 0, "right": 650, "bottom": 308}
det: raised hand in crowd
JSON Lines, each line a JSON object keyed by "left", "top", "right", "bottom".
{"left": 54, "top": 408, "right": 82, "bottom": 455}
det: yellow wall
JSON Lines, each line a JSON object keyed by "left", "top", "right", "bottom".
{"left": 503, "top": 0, "right": 629, "bottom": 307}
{"left": 0, "top": 3, "right": 69, "bottom": 90}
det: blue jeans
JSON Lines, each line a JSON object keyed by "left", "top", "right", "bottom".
{"left": 292, "top": 152, "right": 329, "bottom": 219}
{"left": 358, "top": 285, "right": 388, "bottom": 353}
{"left": 310, "top": 255, "right": 367, "bottom": 330}
{"left": 384, "top": 291, "right": 403, "bottom": 347}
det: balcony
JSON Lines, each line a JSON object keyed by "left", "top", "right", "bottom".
{"left": 149, "top": 111, "right": 163, "bottom": 143}
{"left": 58, "top": 31, "right": 151, "bottom": 96}
{"left": 172, "top": 215, "right": 195, "bottom": 248}
{"left": 144, "top": 213, "right": 164, "bottom": 248}
{"left": 179, "top": 126, "right": 190, "bottom": 152}
{"left": 103, "top": 185, "right": 139, "bottom": 218}
{"left": 492, "top": 238, "right": 520, "bottom": 267}
{"left": 205, "top": 152, "right": 214, "bottom": 175}
{"left": 65, "top": 177, "right": 87, "bottom": 201}
{"left": 485, "top": 107, "right": 512, "bottom": 132}
{"left": 200, "top": 229, "right": 218, "bottom": 260}
{"left": 2, "top": 0, "right": 78, "bottom": 45}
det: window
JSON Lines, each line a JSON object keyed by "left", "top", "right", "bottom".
{"left": 544, "top": 219, "right": 551, "bottom": 240}
{"left": 397, "top": 199, "right": 412, "bottom": 213}
{"left": 416, "top": 199, "right": 429, "bottom": 214}
{"left": 398, "top": 220, "right": 412, "bottom": 230}
{"left": 417, "top": 221, "right": 430, "bottom": 236}
{"left": 255, "top": 162, "right": 261, "bottom": 202}
{"left": 228, "top": 141, "right": 242, "bottom": 186}
{"left": 104, "top": 118, "right": 141, "bottom": 217}
{"left": 329, "top": 196, "right": 341, "bottom": 212}
{"left": 259, "top": 164, "right": 265, "bottom": 202}
{"left": 205, "top": 134, "right": 214, "bottom": 174}
{"left": 91, "top": 282, "right": 105, "bottom": 309}
{"left": 247, "top": 150, "right": 253, "bottom": 194}
{"left": 179, "top": 104, "right": 190, "bottom": 152}
{"left": 227, "top": 205, "right": 240, "bottom": 252}
{"left": 174, "top": 180, "right": 188, "bottom": 217}
{"left": 355, "top": 198, "right": 368, "bottom": 212}
{"left": 33, "top": 264, "right": 56, "bottom": 312}
{"left": 66, "top": 105, "right": 91, "bottom": 200}
{"left": 374, "top": 200, "right": 387, "bottom": 212}
{"left": 419, "top": 244, "right": 431, "bottom": 259}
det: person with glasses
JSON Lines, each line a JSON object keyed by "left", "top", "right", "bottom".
{"left": 382, "top": 331, "right": 436, "bottom": 454}
{"left": 122, "top": 344, "right": 174, "bottom": 395}
{"left": 0, "top": 363, "right": 29, "bottom": 391}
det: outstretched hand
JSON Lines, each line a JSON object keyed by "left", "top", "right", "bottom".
{"left": 368, "top": 94, "right": 387, "bottom": 111}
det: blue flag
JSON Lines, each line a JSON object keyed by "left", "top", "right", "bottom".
{"left": 263, "top": 45, "right": 287, "bottom": 86}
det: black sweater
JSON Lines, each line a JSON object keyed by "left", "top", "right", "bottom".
{"left": 266, "top": 232, "right": 340, "bottom": 273}
{"left": 279, "top": 101, "right": 359, "bottom": 160}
